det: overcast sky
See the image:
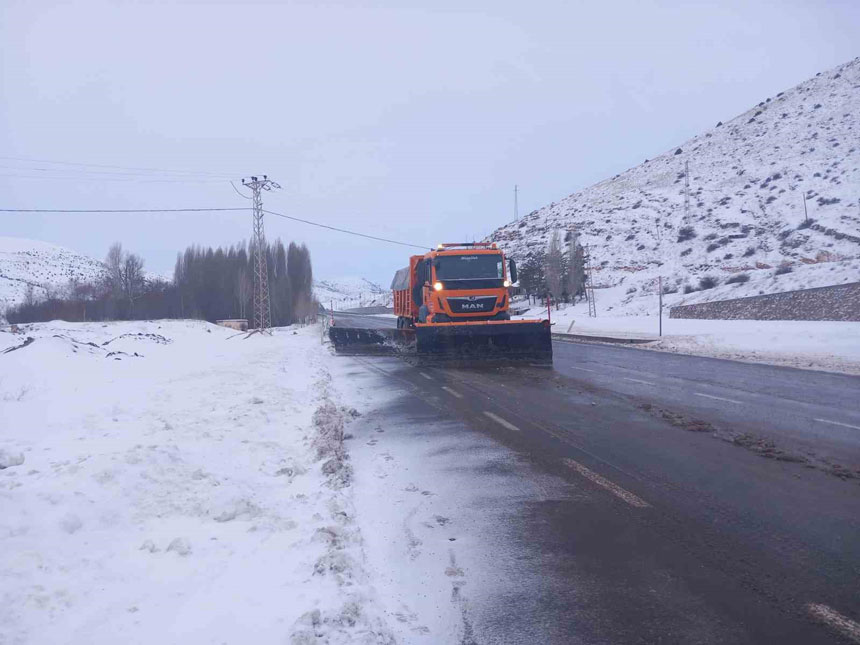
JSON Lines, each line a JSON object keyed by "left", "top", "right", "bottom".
{"left": 2, "top": 0, "right": 858, "bottom": 284}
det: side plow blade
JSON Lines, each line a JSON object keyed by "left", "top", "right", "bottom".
{"left": 328, "top": 326, "right": 415, "bottom": 355}
{"left": 415, "top": 320, "right": 552, "bottom": 366}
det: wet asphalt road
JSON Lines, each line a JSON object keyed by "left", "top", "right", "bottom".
{"left": 332, "top": 312, "right": 860, "bottom": 644}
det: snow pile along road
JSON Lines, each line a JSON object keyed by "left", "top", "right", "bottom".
{"left": 0, "top": 320, "right": 394, "bottom": 644}
{"left": 513, "top": 296, "right": 860, "bottom": 374}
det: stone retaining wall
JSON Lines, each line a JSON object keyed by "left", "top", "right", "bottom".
{"left": 669, "top": 282, "right": 860, "bottom": 321}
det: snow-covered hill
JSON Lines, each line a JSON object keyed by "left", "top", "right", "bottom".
{"left": 490, "top": 57, "right": 860, "bottom": 314}
{"left": 0, "top": 237, "right": 108, "bottom": 313}
{"left": 314, "top": 276, "right": 390, "bottom": 309}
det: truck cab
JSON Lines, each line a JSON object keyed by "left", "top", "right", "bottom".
{"left": 393, "top": 243, "right": 518, "bottom": 327}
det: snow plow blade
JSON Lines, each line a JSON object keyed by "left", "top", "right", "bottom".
{"left": 328, "top": 326, "right": 415, "bottom": 355}
{"left": 415, "top": 319, "right": 552, "bottom": 366}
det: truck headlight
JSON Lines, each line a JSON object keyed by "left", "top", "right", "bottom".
{"left": 503, "top": 280, "right": 511, "bottom": 287}
{"left": 433, "top": 281, "right": 443, "bottom": 291}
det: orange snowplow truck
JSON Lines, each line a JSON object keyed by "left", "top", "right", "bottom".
{"left": 390, "top": 243, "right": 552, "bottom": 364}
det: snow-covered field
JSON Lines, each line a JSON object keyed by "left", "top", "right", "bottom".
{"left": 514, "top": 296, "right": 860, "bottom": 374}
{"left": 0, "top": 320, "right": 397, "bottom": 644}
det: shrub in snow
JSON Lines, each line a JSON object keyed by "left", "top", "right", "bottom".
{"left": 674, "top": 148, "right": 683, "bottom": 155}
{"left": 775, "top": 263, "right": 793, "bottom": 276}
{"left": 706, "top": 243, "right": 720, "bottom": 253}
{"left": 683, "top": 284, "right": 698, "bottom": 294}
{"left": 677, "top": 226, "right": 696, "bottom": 242}
{"left": 817, "top": 197, "right": 840, "bottom": 206}
{"left": 797, "top": 218, "right": 815, "bottom": 229}
{"left": 726, "top": 273, "right": 750, "bottom": 285}
{"left": 743, "top": 246, "right": 756, "bottom": 257}
{"left": 699, "top": 276, "right": 719, "bottom": 290}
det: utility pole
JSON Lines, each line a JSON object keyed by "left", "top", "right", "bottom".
{"left": 242, "top": 175, "right": 280, "bottom": 333}
{"left": 683, "top": 160, "right": 690, "bottom": 222}
{"left": 514, "top": 184, "right": 519, "bottom": 221}
{"left": 802, "top": 192, "right": 809, "bottom": 227}
{"left": 585, "top": 245, "right": 597, "bottom": 318}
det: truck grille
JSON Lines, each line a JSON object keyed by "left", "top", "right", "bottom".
{"left": 446, "top": 296, "right": 497, "bottom": 314}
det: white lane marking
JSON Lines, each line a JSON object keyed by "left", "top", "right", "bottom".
{"left": 814, "top": 418, "right": 860, "bottom": 431}
{"left": 570, "top": 366, "right": 598, "bottom": 373}
{"left": 623, "top": 377, "right": 654, "bottom": 385}
{"left": 807, "top": 603, "right": 860, "bottom": 643}
{"left": 419, "top": 372, "right": 433, "bottom": 380}
{"left": 563, "top": 458, "right": 650, "bottom": 508}
{"left": 441, "top": 386, "right": 463, "bottom": 399}
{"left": 483, "top": 411, "right": 521, "bottom": 432}
{"left": 694, "top": 392, "right": 742, "bottom": 405}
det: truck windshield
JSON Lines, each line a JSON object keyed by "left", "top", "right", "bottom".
{"left": 435, "top": 254, "right": 504, "bottom": 280}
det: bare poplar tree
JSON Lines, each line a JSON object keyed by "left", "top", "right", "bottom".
{"left": 104, "top": 242, "right": 145, "bottom": 317}
{"left": 236, "top": 268, "right": 251, "bottom": 319}
{"left": 122, "top": 253, "right": 146, "bottom": 316}
{"left": 105, "top": 243, "right": 124, "bottom": 298}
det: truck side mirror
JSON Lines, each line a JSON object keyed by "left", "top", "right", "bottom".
{"left": 509, "top": 259, "right": 518, "bottom": 284}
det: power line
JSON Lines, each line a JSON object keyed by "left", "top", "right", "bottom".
{"left": 263, "top": 209, "right": 429, "bottom": 249}
{"left": 230, "top": 181, "right": 253, "bottom": 200}
{"left": 1, "top": 205, "right": 431, "bottom": 249}
{"left": 0, "top": 172, "right": 229, "bottom": 183}
{"left": 0, "top": 207, "right": 249, "bottom": 213}
{"left": 0, "top": 164, "right": 232, "bottom": 180}
{"left": 0, "top": 155, "right": 239, "bottom": 179}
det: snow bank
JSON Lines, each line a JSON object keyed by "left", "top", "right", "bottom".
{"left": 0, "top": 320, "right": 394, "bottom": 644}
{"left": 514, "top": 297, "right": 860, "bottom": 374}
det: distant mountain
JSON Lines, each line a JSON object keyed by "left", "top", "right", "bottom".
{"left": 314, "top": 276, "right": 390, "bottom": 308}
{"left": 0, "top": 237, "right": 108, "bottom": 313}
{"left": 489, "top": 57, "right": 860, "bottom": 314}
